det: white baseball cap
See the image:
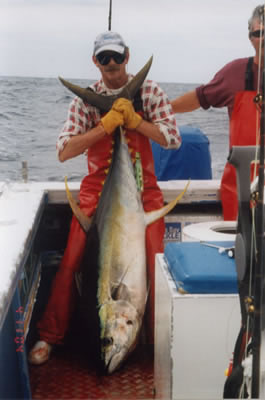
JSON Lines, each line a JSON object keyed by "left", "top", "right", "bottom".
{"left": 93, "top": 31, "right": 127, "bottom": 56}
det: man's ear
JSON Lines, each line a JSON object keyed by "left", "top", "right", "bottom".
{"left": 125, "top": 50, "right": 130, "bottom": 65}
{"left": 92, "top": 55, "right": 99, "bottom": 66}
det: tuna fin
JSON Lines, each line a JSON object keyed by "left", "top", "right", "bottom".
{"left": 58, "top": 56, "right": 153, "bottom": 112}
{"left": 144, "top": 180, "right": 190, "bottom": 226}
{"left": 119, "top": 56, "right": 153, "bottom": 100}
{"left": 112, "top": 283, "right": 131, "bottom": 302}
{"left": 65, "top": 176, "right": 92, "bottom": 233}
{"left": 58, "top": 77, "right": 114, "bottom": 112}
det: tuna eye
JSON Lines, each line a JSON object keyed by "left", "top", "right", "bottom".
{"left": 102, "top": 337, "right": 113, "bottom": 346}
{"left": 127, "top": 320, "right": 133, "bottom": 325}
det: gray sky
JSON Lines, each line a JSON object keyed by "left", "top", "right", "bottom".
{"left": 0, "top": 0, "right": 262, "bottom": 83}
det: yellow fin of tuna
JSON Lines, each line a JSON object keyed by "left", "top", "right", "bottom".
{"left": 144, "top": 180, "right": 190, "bottom": 226}
{"left": 65, "top": 176, "right": 92, "bottom": 233}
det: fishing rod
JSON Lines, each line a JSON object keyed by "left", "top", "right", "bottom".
{"left": 108, "top": 0, "right": 112, "bottom": 30}
{"left": 251, "top": 5, "right": 265, "bottom": 398}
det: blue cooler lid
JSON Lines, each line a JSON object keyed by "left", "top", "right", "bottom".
{"left": 165, "top": 241, "right": 238, "bottom": 294}
{"left": 151, "top": 125, "right": 212, "bottom": 180}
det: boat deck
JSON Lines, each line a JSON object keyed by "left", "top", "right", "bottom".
{"left": 29, "top": 344, "right": 154, "bottom": 399}
{"left": 27, "top": 248, "right": 154, "bottom": 400}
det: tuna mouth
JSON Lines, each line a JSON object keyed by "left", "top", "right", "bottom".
{"left": 105, "top": 354, "right": 123, "bottom": 375}
{"left": 105, "top": 357, "right": 115, "bottom": 374}
{"left": 104, "top": 344, "right": 129, "bottom": 374}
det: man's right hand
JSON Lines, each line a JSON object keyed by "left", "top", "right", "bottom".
{"left": 100, "top": 108, "right": 124, "bottom": 135}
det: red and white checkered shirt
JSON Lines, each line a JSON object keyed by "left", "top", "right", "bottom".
{"left": 56, "top": 74, "right": 181, "bottom": 157}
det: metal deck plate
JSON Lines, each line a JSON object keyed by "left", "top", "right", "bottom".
{"left": 29, "top": 344, "right": 154, "bottom": 399}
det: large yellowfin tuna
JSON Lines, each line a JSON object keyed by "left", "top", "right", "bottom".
{"left": 65, "top": 130, "right": 188, "bottom": 374}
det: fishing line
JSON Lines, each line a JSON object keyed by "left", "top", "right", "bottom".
{"left": 250, "top": 5, "right": 265, "bottom": 397}
{"left": 246, "top": 21, "right": 264, "bottom": 380}
{"left": 249, "top": 7, "right": 265, "bottom": 307}
{"left": 238, "top": 7, "right": 265, "bottom": 398}
{"left": 253, "top": 13, "right": 264, "bottom": 185}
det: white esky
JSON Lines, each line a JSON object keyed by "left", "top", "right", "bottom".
{"left": 0, "top": 0, "right": 262, "bottom": 83}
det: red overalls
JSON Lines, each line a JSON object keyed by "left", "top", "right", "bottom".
{"left": 38, "top": 123, "right": 165, "bottom": 344}
{"left": 220, "top": 58, "right": 260, "bottom": 220}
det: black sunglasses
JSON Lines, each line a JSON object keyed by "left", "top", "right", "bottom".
{"left": 250, "top": 29, "right": 264, "bottom": 38}
{"left": 96, "top": 52, "right": 126, "bottom": 66}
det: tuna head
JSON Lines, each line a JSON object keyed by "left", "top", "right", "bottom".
{"left": 99, "top": 300, "right": 141, "bottom": 374}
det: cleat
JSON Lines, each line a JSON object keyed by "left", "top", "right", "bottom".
{"left": 28, "top": 341, "right": 53, "bottom": 365}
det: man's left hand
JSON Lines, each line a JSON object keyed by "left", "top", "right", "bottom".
{"left": 112, "top": 98, "right": 142, "bottom": 130}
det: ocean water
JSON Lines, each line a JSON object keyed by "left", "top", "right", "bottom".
{"left": 0, "top": 76, "right": 229, "bottom": 182}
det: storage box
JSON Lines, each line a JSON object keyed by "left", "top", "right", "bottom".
{"left": 165, "top": 241, "right": 237, "bottom": 294}
{"left": 154, "top": 253, "right": 241, "bottom": 400}
{"left": 152, "top": 125, "right": 212, "bottom": 180}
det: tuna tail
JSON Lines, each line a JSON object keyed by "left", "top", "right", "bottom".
{"left": 58, "top": 56, "right": 153, "bottom": 112}
{"left": 64, "top": 177, "right": 92, "bottom": 233}
{"left": 144, "top": 180, "right": 190, "bottom": 226}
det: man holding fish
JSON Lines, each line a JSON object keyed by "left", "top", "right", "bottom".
{"left": 29, "top": 31, "right": 181, "bottom": 366}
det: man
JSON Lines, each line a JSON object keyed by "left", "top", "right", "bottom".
{"left": 171, "top": 5, "right": 264, "bottom": 221}
{"left": 29, "top": 31, "right": 181, "bottom": 365}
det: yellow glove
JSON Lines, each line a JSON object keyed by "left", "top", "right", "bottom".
{"left": 101, "top": 109, "right": 124, "bottom": 135}
{"left": 112, "top": 98, "right": 142, "bottom": 130}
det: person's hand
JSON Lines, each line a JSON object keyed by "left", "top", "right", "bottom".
{"left": 112, "top": 98, "right": 142, "bottom": 130}
{"left": 100, "top": 108, "right": 124, "bottom": 135}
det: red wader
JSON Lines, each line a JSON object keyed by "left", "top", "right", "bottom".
{"left": 37, "top": 127, "right": 165, "bottom": 344}
{"left": 220, "top": 59, "right": 260, "bottom": 220}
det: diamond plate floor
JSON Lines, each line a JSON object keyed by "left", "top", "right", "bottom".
{"left": 29, "top": 344, "right": 154, "bottom": 399}
{"left": 28, "top": 258, "right": 154, "bottom": 399}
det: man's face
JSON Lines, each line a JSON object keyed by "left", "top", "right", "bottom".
{"left": 93, "top": 51, "right": 129, "bottom": 89}
{"left": 249, "top": 18, "right": 264, "bottom": 60}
